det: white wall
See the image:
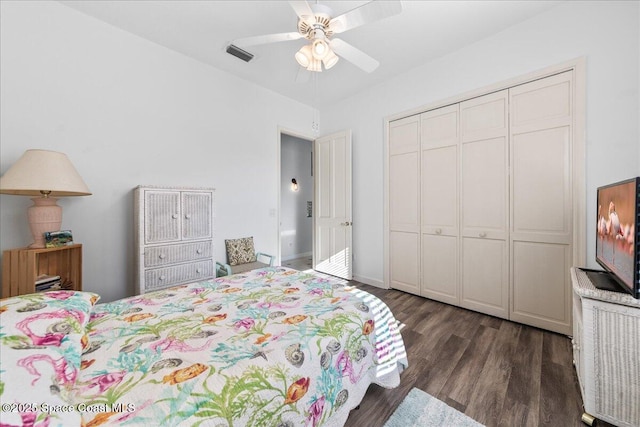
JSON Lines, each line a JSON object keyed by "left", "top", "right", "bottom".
{"left": 2, "top": 1, "right": 638, "bottom": 298}
{"left": 0, "top": 1, "right": 315, "bottom": 302}
{"left": 280, "top": 134, "right": 313, "bottom": 261}
{"left": 321, "top": 1, "right": 639, "bottom": 286}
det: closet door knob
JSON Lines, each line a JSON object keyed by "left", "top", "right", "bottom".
{"left": 159, "top": 275, "right": 166, "bottom": 281}
{"left": 185, "top": 214, "right": 191, "bottom": 219}
{"left": 172, "top": 214, "right": 178, "bottom": 219}
{"left": 196, "top": 249, "right": 203, "bottom": 254}
{"left": 435, "top": 228, "right": 442, "bottom": 235}
{"left": 159, "top": 254, "right": 166, "bottom": 259}
{"left": 196, "top": 268, "right": 201, "bottom": 274}
{"left": 479, "top": 232, "right": 487, "bottom": 238}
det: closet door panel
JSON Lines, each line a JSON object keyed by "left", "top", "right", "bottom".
{"left": 422, "top": 234, "right": 458, "bottom": 304}
{"left": 461, "top": 137, "right": 508, "bottom": 239}
{"left": 512, "top": 126, "right": 571, "bottom": 241}
{"left": 460, "top": 90, "right": 509, "bottom": 318}
{"left": 461, "top": 237, "right": 508, "bottom": 318}
{"left": 421, "top": 105, "right": 458, "bottom": 150}
{"left": 420, "top": 105, "right": 459, "bottom": 303}
{"left": 422, "top": 146, "right": 457, "bottom": 235}
{"left": 511, "top": 241, "right": 570, "bottom": 328}
{"left": 390, "top": 231, "right": 420, "bottom": 295}
{"left": 460, "top": 91, "right": 507, "bottom": 143}
{"left": 389, "top": 116, "right": 420, "bottom": 155}
{"left": 389, "top": 116, "right": 420, "bottom": 295}
{"left": 390, "top": 152, "right": 420, "bottom": 232}
{"left": 510, "top": 71, "right": 573, "bottom": 335}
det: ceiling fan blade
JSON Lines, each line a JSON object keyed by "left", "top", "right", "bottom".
{"left": 233, "top": 32, "right": 303, "bottom": 48}
{"left": 330, "top": 38, "right": 379, "bottom": 73}
{"left": 330, "top": 1, "right": 402, "bottom": 34}
{"left": 289, "top": 1, "right": 314, "bottom": 23}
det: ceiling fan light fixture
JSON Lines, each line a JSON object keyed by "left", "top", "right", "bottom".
{"left": 295, "top": 44, "right": 312, "bottom": 68}
{"left": 307, "top": 58, "right": 322, "bottom": 72}
{"left": 311, "top": 39, "right": 329, "bottom": 60}
{"left": 322, "top": 49, "right": 339, "bottom": 69}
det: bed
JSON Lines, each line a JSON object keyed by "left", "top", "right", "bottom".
{"left": 0, "top": 267, "right": 407, "bottom": 427}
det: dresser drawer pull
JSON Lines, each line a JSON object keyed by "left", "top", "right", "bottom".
{"left": 435, "top": 228, "right": 442, "bottom": 235}
{"left": 479, "top": 232, "right": 487, "bottom": 238}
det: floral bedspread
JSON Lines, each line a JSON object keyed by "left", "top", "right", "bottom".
{"left": 76, "top": 267, "right": 408, "bottom": 426}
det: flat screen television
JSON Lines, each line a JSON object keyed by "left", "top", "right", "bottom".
{"left": 592, "top": 177, "right": 639, "bottom": 299}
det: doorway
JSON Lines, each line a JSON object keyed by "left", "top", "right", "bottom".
{"left": 279, "top": 132, "right": 314, "bottom": 271}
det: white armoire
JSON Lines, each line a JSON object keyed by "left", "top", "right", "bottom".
{"left": 134, "top": 186, "right": 215, "bottom": 294}
{"left": 387, "top": 68, "right": 581, "bottom": 335}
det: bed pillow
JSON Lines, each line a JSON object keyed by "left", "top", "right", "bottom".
{"left": 0, "top": 290, "right": 99, "bottom": 426}
{"left": 225, "top": 236, "right": 257, "bottom": 266}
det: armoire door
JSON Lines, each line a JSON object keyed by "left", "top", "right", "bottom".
{"left": 181, "top": 191, "right": 213, "bottom": 240}
{"left": 460, "top": 90, "right": 510, "bottom": 319}
{"left": 509, "top": 71, "right": 573, "bottom": 334}
{"left": 420, "top": 104, "right": 459, "bottom": 305}
{"left": 144, "top": 190, "right": 181, "bottom": 244}
{"left": 389, "top": 115, "right": 421, "bottom": 295}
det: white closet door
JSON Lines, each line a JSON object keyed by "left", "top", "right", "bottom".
{"left": 420, "top": 104, "right": 459, "bottom": 304}
{"left": 389, "top": 115, "right": 420, "bottom": 295}
{"left": 509, "top": 71, "right": 573, "bottom": 334}
{"left": 460, "top": 90, "right": 509, "bottom": 319}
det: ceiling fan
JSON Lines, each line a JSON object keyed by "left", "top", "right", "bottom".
{"left": 229, "top": 1, "right": 402, "bottom": 73}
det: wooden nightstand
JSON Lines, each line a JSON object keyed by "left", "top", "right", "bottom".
{"left": 2, "top": 244, "right": 82, "bottom": 298}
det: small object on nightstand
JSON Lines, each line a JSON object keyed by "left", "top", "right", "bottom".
{"left": 44, "top": 230, "right": 73, "bottom": 247}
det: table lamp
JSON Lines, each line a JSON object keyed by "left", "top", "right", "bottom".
{"left": 0, "top": 149, "right": 92, "bottom": 248}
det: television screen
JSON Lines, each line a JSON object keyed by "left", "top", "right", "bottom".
{"left": 596, "top": 177, "right": 639, "bottom": 298}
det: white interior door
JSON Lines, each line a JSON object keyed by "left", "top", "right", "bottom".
{"left": 314, "top": 130, "right": 353, "bottom": 280}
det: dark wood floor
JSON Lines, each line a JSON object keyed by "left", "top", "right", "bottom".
{"left": 345, "top": 282, "right": 598, "bottom": 427}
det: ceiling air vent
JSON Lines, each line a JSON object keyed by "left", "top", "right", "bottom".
{"left": 226, "top": 44, "right": 254, "bottom": 62}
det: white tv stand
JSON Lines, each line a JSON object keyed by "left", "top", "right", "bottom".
{"left": 571, "top": 267, "right": 640, "bottom": 427}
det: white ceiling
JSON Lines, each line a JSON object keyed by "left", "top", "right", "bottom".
{"left": 59, "top": 0, "right": 563, "bottom": 108}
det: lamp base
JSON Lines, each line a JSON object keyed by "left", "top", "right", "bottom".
{"left": 27, "top": 197, "right": 62, "bottom": 248}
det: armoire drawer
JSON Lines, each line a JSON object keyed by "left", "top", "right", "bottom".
{"left": 144, "top": 260, "right": 214, "bottom": 291}
{"left": 144, "top": 242, "right": 212, "bottom": 267}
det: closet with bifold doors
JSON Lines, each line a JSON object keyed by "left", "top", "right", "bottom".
{"left": 388, "top": 70, "right": 577, "bottom": 335}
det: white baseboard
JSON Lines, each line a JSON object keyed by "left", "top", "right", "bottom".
{"left": 353, "top": 274, "right": 387, "bottom": 289}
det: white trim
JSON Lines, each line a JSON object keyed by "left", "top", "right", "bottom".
{"left": 383, "top": 57, "right": 587, "bottom": 289}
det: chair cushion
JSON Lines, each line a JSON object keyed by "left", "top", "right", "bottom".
{"left": 229, "top": 261, "right": 270, "bottom": 274}
{"left": 225, "top": 237, "right": 257, "bottom": 266}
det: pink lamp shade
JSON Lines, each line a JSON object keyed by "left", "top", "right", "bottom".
{"left": 0, "top": 149, "right": 91, "bottom": 248}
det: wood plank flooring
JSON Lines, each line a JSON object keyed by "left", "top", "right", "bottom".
{"left": 344, "top": 282, "right": 601, "bottom": 427}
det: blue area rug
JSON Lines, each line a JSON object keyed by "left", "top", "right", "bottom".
{"left": 384, "top": 388, "right": 484, "bottom": 427}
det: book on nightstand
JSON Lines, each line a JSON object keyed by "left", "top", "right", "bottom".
{"left": 35, "top": 274, "right": 62, "bottom": 291}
